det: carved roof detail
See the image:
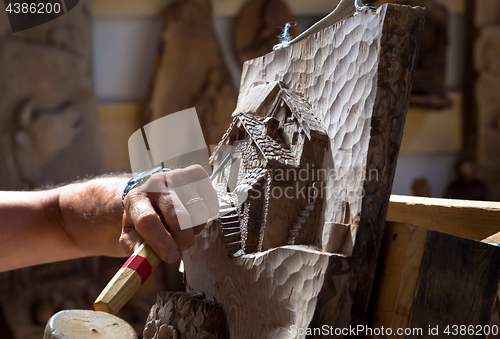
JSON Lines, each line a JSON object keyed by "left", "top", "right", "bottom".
{"left": 239, "top": 167, "right": 268, "bottom": 187}
{"left": 213, "top": 82, "right": 326, "bottom": 167}
{"left": 238, "top": 114, "right": 297, "bottom": 166}
{"left": 268, "top": 86, "right": 326, "bottom": 138}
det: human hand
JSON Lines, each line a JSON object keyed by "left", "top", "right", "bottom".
{"left": 120, "top": 165, "right": 219, "bottom": 263}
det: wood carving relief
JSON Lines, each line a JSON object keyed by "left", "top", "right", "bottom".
{"left": 144, "top": 292, "right": 229, "bottom": 339}
{"left": 147, "top": 4, "right": 424, "bottom": 338}
{"left": 0, "top": 0, "right": 101, "bottom": 190}
{"left": 147, "top": 0, "right": 238, "bottom": 146}
{"left": 211, "top": 81, "right": 328, "bottom": 256}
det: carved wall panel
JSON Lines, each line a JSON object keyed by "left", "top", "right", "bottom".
{"left": 177, "top": 4, "right": 424, "bottom": 338}
{"left": 0, "top": 0, "right": 102, "bottom": 190}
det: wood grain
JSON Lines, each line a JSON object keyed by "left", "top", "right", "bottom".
{"left": 368, "top": 222, "right": 500, "bottom": 338}
{"left": 95, "top": 243, "right": 161, "bottom": 315}
{"left": 375, "top": 0, "right": 451, "bottom": 109}
{"left": 181, "top": 4, "right": 424, "bottom": 338}
{"left": 407, "top": 231, "right": 500, "bottom": 338}
{"left": 368, "top": 222, "right": 429, "bottom": 336}
{"left": 387, "top": 195, "right": 500, "bottom": 241}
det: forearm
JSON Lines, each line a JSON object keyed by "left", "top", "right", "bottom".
{"left": 0, "top": 175, "right": 130, "bottom": 272}
{"left": 0, "top": 188, "right": 75, "bottom": 272}
{"left": 58, "top": 175, "right": 130, "bottom": 259}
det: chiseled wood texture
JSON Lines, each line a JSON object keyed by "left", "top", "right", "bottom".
{"left": 185, "top": 237, "right": 334, "bottom": 338}
{"left": 143, "top": 292, "right": 229, "bottom": 339}
{"left": 375, "top": 0, "right": 451, "bottom": 109}
{"left": 369, "top": 222, "right": 500, "bottom": 338}
{"left": 146, "top": 0, "right": 237, "bottom": 146}
{"left": 387, "top": 195, "right": 500, "bottom": 241}
{"left": 182, "top": 4, "right": 424, "bottom": 338}
{"left": 310, "top": 4, "right": 424, "bottom": 331}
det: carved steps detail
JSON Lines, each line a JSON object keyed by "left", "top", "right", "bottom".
{"left": 287, "top": 202, "right": 315, "bottom": 245}
{"left": 220, "top": 221, "right": 240, "bottom": 229}
{"left": 221, "top": 226, "right": 240, "bottom": 233}
{"left": 219, "top": 209, "right": 242, "bottom": 257}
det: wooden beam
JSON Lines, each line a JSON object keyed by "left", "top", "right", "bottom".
{"left": 387, "top": 195, "right": 500, "bottom": 241}
{"left": 368, "top": 222, "right": 429, "bottom": 333}
{"left": 369, "top": 221, "right": 500, "bottom": 338}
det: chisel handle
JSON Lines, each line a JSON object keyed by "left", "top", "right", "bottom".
{"left": 94, "top": 242, "right": 161, "bottom": 314}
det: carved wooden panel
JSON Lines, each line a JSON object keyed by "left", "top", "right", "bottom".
{"left": 178, "top": 4, "right": 424, "bottom": 338}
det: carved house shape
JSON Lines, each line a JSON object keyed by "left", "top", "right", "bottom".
{"left": 212, "top": 82, "right": 329, "bottom": 255}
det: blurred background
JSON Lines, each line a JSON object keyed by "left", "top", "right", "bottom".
{"left": 0, "top": 0, "right": 498, "bottom": 337}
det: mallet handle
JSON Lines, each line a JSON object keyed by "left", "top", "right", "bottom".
{"left": 94, "top": 242, "right": 161, "bottom": 314}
